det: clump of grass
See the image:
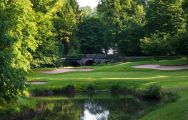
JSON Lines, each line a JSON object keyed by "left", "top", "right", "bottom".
{"left": 64, "top": 84, "right": 76, "bottom": 97}
{"left": 162, "top": 91, "right": 179, "bottom": 102}
{"left": 86, "top": 84, "right": 96, "bottom": 94}
{"left": 139, "top": 85, "right": 162, "bottom": 100}
{"left": 110, "top": 84, "right": 121, "bottom": 94}
{"left": 31, "top": 89, "right": 54, "bottom": 96}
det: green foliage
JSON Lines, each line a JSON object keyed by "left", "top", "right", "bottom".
{"left": 146, "top": 0, "right": 186, "bottom": 35}
{"left": 162, "top": 91, "right": 179, "bottom": 102}
{"left": 86, "top": 84, "right": 96, "bottom": 93}
{"left": 98, "top": 0, "right": 146, "bottom": 55}
{"left": 110, "top": 84, "right": 121, "bottom": 93}
{"left": 77, "top": 17, "right": 107, "bottom": 54}
{"left": 53, "top": 0, "right": 79, "bottom": 55}
{"left": 142, "top": 0, "right": 186, "bottom": 58}
{"left": 140, "top": 84, "right": 162, "bottom": 100}
{"left": 0, "top": 0, "right": 37, "bottom": 102}
{"left": 173, "top": 32, "right": 188, "bottom": 57}
{"left": 64, "top": 84, "right": 76, "bottom": 96}
{"left": 79, "top": 6, "right": 93, "bottom": 19}
{"left": 30, "top": 0, "right": 62, "bottom": 68}
{"left": 181, "top": 0, "right": 188, "bottom": 59}
{"left": 141, "top": 32, "right": 172, "bottom": 58}
{"left": 117, "top": 26, "right": 145, "bottom": 56}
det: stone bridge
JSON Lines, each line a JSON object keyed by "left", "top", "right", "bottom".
{"left": 63, "top": 54, "right": 123, "bottom": 66}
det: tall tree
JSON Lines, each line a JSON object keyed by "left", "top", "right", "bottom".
{"left": 77, "top": 17, "right": 107, "bottom": 54}
{"left": 180, "top": 0, "right": 188, "bottom": 59}
{"left": 141, "top": 0, "right": 186, "bottom": 57}
{"left": 0, "top": 0, "right": 37, "bottom": 102}
{"left": 54, "top": 0, "right": 80, "bottom": 56}
{"left": 97, "top": 0, "right": 146, "bottom": 55}
{"left": 79, "top": 6, "right": 93, "bottom": 21}
{"left": 30, "top": 0, "right": 63, "bottom": 67}
{"left": 146, "top": 0, "right": 185, "bottom": 35}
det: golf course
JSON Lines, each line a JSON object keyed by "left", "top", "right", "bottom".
{"left": 1, "top": 0, "right": 188, "bottom": 119}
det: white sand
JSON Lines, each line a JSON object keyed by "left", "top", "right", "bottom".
{"left": 30, "top": 81, "right": 47, "bottom": 85}
{"left": 41, "top": 68, "right": 94, "bottom": 74}
{"left": 133, "top": 64, "right": 188, "bottom": 70}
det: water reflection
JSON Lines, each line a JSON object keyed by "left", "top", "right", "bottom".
{"left": 81, "top": 102, "right": 109, "bottom": 120}
{"left": 10, "top": 95, "right": 154, "bottom": 120}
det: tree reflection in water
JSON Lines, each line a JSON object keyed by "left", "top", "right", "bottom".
{"left": 11, "top": 95, "right": 155, "bottom": 120}
{"left": 81, "top": 101, "right": 109, "bottom": 120}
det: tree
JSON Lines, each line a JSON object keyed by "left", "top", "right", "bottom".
{"left": 77, "top": 17, "right": 107, "bottom": 54}
{"left": 146, "top": 0, "right": 185, "bottom": 35}
{"left": 141, "top": 32, "right": 172, "bottom": 60}
{"left": 97, "top": 0, "right": 146, "bottom": 55}
{"left": 30, "top": 0, "right": 63, "bottom": 67}
{"left": 181, "top": 0, "right": 188, "bottom": 60}
{"left": 79, "top": 6, "right": 93, "bottom": 20}
{"left": 174, "top": 32, "right": 188, "bottom": 60}
{"left": 142, "top": 0, "right": 186, "bottom": 57}
{"left": 53, "top": 0, "right": 80, "bottom": 56}
{"left": 0, "top": 0, "right": 37, "bottom": 102}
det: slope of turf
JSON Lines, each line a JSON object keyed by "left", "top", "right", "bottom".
{"left": 28, "top": 59, "right": 188, "bottom": 91}
{"left": 27, "top": 58, "right": 188, "bottom": 120}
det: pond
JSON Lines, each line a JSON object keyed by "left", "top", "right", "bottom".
{"left": 9, "top": 94, "right": 156, "bottom": 120}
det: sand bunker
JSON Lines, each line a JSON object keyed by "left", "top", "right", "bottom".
{"left": 41, "top": 68, "right": 94, "bottom": 74}
{"left": 30, "top": 81, "right": 48, "bottom": 85}
{"left": 133, "top": 64, "right": 188, "bottom": 70}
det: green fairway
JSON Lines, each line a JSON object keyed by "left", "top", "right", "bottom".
{"left": 28, "top": 59, "right": 188, "bottom": 91}
{"left": 27, "top": 58, "right": 188, "bottom": 120}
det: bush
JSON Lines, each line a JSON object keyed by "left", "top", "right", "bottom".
{"left": 31, "top": 89, "right": 53, "bottom": 96}
{"left": 140, "top": 32, "right": 172, "bottom": 60}
{"left": 86, "top": 85, "right": 96, "bottom": 93}
{"left": 162, "top": 91, "right": 179, "bottom": 102}
{"left": 111, "top": 84, "right": 121, "bottom": 94}
{"left": 64, "top": 85, "right": 76, "bottom": 97}
{"left": 141, "top": 85, "right": 161, "bottom": 100}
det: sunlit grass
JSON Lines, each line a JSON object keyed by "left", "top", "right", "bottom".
{"left": 26, "top": 58, "right": 188, "bottom": 120}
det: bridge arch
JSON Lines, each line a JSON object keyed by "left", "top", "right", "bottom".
{"left": 71, "top": 61, "right": 81, "bottom": 67}
{"left": 85, "top": 60, "right": 95, "bottom": 66}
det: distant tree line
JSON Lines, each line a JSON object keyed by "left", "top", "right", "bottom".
{"left": 96, "top": 0, "right": 188, "bottom": 58}
{"left": 0, "top": 0, "right": 188, "bottom": 102}
{"left": 77, "top": 0, "right": 187, "bottom": 58}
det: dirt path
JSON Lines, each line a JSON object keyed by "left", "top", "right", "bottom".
{"left": 133, "top": 64, "right": 188, "bottom": 70}
{"left": 41, "top": 68, "right": 94, "bottom": 74}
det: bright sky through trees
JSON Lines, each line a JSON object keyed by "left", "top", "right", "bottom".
{"left": 77, "top": 0, "right": 100, "bottom": 9}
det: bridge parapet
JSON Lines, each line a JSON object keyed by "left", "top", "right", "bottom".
{"left": 63, "top": 54, "right": 123, "bottom": 66}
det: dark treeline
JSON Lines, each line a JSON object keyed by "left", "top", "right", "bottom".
{"left": 0, "top": 0, "right": 188, "bottom": 102}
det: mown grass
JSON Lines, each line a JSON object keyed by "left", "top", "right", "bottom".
{"left": 26, "top": 57, "right": 188, "bottom": 120}
{"left": 140, "top": 90, "right": 188, "bottom": 120}
{"left": 159, "top": 57, "right": 187, "bottom": 66}
{"left": 28, "top": 58, "right": 188, "bottom": 91}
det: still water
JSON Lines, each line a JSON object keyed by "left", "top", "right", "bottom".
{"left": 12, "top": 94, "right": 154, "bottom": 120}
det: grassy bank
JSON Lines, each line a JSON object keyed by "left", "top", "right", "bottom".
{"left": 1, "top": 58, "right": 188, "bottom": 119}
{"left": 26, "top": 57, "right": 188, "bottom": 120}
{"left": 28, "top": 58, "right": 188, "bottom": 92}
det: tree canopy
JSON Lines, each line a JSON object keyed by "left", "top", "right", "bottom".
{"left": 0, "top": 0, "right": 37, "bottom": 102}
{"left": 0, "top": 0, "right": 188, "bottom": 102}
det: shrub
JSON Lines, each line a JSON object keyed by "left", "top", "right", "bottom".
{"left": 141, "top": 85, "right": 161, "bottom": 100}
{"left": 162, "top": 91, "right": 179, "bottom": 102}
{"left": 64, "top": 85, "right": 76, "bottom": 96}
{"left": 86, "top": 85, "right": 96, "bottom": 93}
{"left": 31, "top": 89, "right": 53, "bottom": 96}
{"left": 111, "top": 84, "right": 121, "bottom": 94}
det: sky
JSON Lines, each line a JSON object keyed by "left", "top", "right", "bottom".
{"left": 77, "top": 0, "right": 100, "bottom": 9}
